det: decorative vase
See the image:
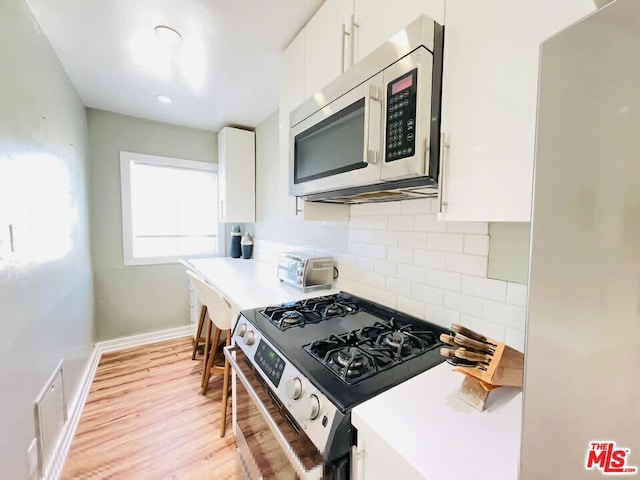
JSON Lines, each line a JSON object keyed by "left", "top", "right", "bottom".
{"left": 229, "top": 225, "right": 242, "bottom": 258}
{"left": 241, "top": 233, "right": 254, "bottom": 259}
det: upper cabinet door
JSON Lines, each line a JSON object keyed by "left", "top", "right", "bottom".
{"left": 353, "top": 0, "right": 445, "bottom": 63}
{"left": 304, "top": 0, "right": 355, "bottom": 97}
{"left": 439, "top": 0, "right": 595, "bottom": 222}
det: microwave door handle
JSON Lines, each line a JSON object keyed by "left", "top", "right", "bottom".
{"left": 364, "top": 83, "right": 382, "bottom": 165}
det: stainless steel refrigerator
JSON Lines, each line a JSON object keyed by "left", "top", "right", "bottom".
{"left": 521, "top": 0, "right": 640, "bottom": 478}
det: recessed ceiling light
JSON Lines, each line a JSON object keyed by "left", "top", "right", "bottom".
{"left": 154, "top": 25, "right": 181, "bottom": 45}
{"left": 156, "top": 95, "right": 173, "bottom": 104}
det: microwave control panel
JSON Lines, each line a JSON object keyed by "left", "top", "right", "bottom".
{"left": 385, "top": 68, "right": 418, "bottom": 162}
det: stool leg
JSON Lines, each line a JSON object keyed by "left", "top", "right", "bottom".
{"left": 200, "top": 318, "right": 212, "bottom": 388}
{"left": 220, "top": 331, "right": 232, "bottom": 437}
{"left": 202, "top": 325, "right": 221, "bottom": 395}
{"left": 191, "top": 305, "right": 207, "bottom": 360}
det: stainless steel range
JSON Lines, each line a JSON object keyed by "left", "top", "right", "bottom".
{"left": 224, "top": 292, "right": 448, "bottom": 479}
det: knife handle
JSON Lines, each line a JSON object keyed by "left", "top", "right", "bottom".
{"left": 453, "top": 333, "right": 495, "bottom": 354}
{"left": 440, "top": 347, "right": 457, "bottom": 358}
{"left": 451, "top": 323, "right": 497, "bottom": 346}
{"left": 455, "top": 348, "right": 492, "bottom": 364}
{"left": 439, "top": 333, "right": 457, "bottom": 347}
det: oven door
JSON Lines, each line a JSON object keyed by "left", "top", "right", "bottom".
{"left": 289, "top": 72, "right": 384, "bottom": 197}
{"left": 224, "top": 346, "right": 325, "bottom": 480}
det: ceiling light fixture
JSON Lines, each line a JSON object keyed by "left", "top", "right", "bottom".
{"left": 156, "top": 95, "right": 173, "bottom": 104}
{"left": 154, "top": 25, "right": 181, "bottom": 45}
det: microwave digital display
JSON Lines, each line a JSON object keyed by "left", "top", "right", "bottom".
{"left": 391, "top": 75, "right": 413, "bottom": 95}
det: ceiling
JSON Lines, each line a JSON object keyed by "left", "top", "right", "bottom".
{"left": 25, "top": 0, "right": 324, "bottom": 131}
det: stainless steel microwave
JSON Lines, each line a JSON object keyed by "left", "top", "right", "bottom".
{"left": 289, "top": 15, "right": 444, "bottom": 204}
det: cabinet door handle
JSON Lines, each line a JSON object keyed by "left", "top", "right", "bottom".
{"left": 341, "top": 23, "right": 351, "bottom": 73}
{"left": 220, "top": 200, "right": 225, "bottom": 221}
{"left": 364, "top": 83, "right": 382, "bottom": 164}
{"left": 350, "top": 15, "right": 360, "bottom": 68}
{"left": 438, "top": 132, "right": 450, "bottom": 213}
{"left": 295, "top": 196, "right": 303, "bottom": 216}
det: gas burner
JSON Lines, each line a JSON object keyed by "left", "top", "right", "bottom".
{"left": 281, "top": 310, "right": 303, "bottom": 324}
{"left": 336, "top": 347, "right": 367, "bottom": 368}
{"left": 383, "top": 331, "right": 412, "bottom": 350}
{"left": 320, "top": 301, "right": 358, "bottom": 319}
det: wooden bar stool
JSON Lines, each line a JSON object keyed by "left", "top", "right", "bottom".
{"left": 185, "top": 270, "right": 232, "bottom": 437}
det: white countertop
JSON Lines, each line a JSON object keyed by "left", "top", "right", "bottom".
{"left": 352, "top": 362, "right": 522, "bottom": 480}
{"left": 184, "top": 257, "right": 340, "bottom": 312}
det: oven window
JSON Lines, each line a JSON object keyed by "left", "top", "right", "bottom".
{"left": 294, "top": 98, "right": 367, "bottom": 184}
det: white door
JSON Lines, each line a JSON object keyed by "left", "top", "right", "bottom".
{"left": 353, "top": 0, "right": 445, "bottom": 63}
{"left": 304, "top": 0, "right": 355, "bottom": 97}
{"left": 439, "top": 0, "right": 595, "bottom": 222}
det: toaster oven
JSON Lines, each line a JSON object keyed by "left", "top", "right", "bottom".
{"left": 277, "top": 252, "right": 335, "bottom": 292}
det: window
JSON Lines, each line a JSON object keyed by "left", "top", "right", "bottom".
{"left": 120, "top": 151, "right": 222, "bottom": 266}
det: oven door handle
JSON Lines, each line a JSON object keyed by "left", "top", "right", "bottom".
{"left": 224, "top": 346, "right": 324, "bottom": 480}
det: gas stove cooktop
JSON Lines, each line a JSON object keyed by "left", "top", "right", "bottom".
{"left": 241, "top": 292, "right": 448, "bottom": 412}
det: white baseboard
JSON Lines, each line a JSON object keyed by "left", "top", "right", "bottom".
{"left": 99, "top": 324, "right": 194, "bottom": 354}
{"left": 45, "top": 324, "right": 194, "bottom": 480}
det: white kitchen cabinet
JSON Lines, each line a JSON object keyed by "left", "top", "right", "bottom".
{"left": 218, "top": 127, "right": 255, "bottom": 223}
{"left": 304, "top": 0, "right": 355, "bottom": 97}
{"left": 279, "top": 32, "right": 349, "bottom": 222}
{"left": 438, "top": 0, "right": 595, "bottom": 222}
{"left": 353, "top": 0, "right": 445, "bottom": 62}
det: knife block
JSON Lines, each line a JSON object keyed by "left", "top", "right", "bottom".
{"left": 455, "top": 339, "right": 524, "bottom": 388}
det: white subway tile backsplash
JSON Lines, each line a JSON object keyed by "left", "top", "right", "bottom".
{"left": 463, "top": 235, "right": 490, "bottom": 256}
{"left": 505, "top": 327, "right": 526, "bottom": 351}
{"left": 424, "top": 304, "right": 460, "bottom": 328}
{"left": 386, "top": 277, "right": 412, "bottom": 297}
{"left": 415, "top": 214, "right": 447, "bottom": 233}
{"left": 426, "top": 269, "right": 461, "bottom": 291}
{"left": 447, "top": 222, "right": 489, "bottom": 234}
{"left": 350, "top": 242, "right": 366, "bottom": 256}
{"left": 444, "top": 291, "right": 484, "bottom": 317}
{"left": 362, "top": 271, "right": 386, "bottom": 289}
{"left": 351, "top": 215, "right": 388, "bottom": 230}
{"left": 371, "top": 288, "right": 397, "bottom": 309}
{"left": 397, "top": 263, "right": 426, "bottom": 283}
{"left": 388, "top": 215, "right": 415, "bottom": 231}
{"left": 412, "top": 283, "right": 444, "bottom": 306}
{"left": 387, "top": 246, "right": 413, "bottom": 264}
{"left": 461, "top": 275, "right": 507, "bottom": 302}
{"left": 506, "top": 282, "right": 528, "bottom": 307}
{"left": 414, "top": 249, "right": 446, "bottom": 269}
{"left": 427, "top": 233, "right": 464, "bottom": 252}
{"left": 355, "top": 256, "right": 374, "bottom": 272}
{"left": 401, "top": 198, "right": 432, "bottom": 214}
{"left": 374, "top": 230, "right": 398, "bottom": 246}
{"left": 257, "top": 195, "right": 527, "bottom": 338}
{"left": 374, "top": 259, "right": 397, "bottom": 277}
{"left": 365, "top": 244, "right": 387, "bottom": 260}
{"left": 399, "top": 232, "right": 428, "bottom": 248}
{"left": 483, "top": 300, "right": 526, "bottom": 330}
{"left": 460, "top": 314, "right": 506, "bottom": 343}
{"left": 446, "top": 253, "right": 488, "bottom": 277}
{"left": 397, "top": 295, "right": 426, "bottom": 319}
{"left": 350, "top": 228, "right": 375, "bottom": 243}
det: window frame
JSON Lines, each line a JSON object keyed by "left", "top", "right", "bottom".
{"left": 120, "top": 151, "right": 223, "bottom": 266}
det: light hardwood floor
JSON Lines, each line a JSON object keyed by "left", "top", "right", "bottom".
{"left": 62, "top": 337, "right": 240, "bottom": 479}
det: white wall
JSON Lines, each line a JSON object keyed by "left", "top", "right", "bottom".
{"left": 86, "top": 109, "right": 217, "bottom": 341}
{"left": 0, "top": 0, "right": 94, "bottom": 477}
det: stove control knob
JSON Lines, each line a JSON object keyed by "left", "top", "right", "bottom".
{"left": 304, "top": 394, "right": 320, "bottom": 420}
{"left": 285, "top": 377, "right": 303, "bottom": 400}
{"left": 237, "top": 324, "right": 247, "bottom": 337}
{"left": 244, "top": 330, "right": 255, "bottom": 346}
